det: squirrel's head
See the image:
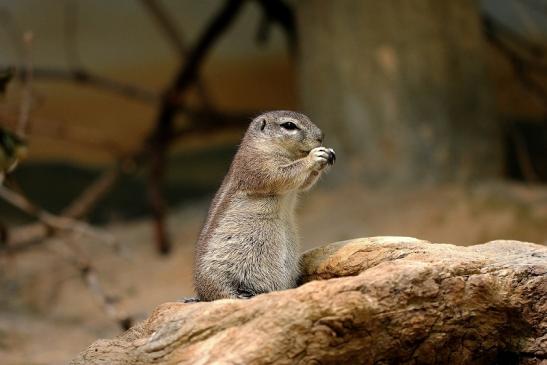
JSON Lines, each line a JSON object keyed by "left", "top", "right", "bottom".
{"left": 246, "top": 111, "right": 324, "bottom": 159}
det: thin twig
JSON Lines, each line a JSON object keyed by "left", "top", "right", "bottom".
{"left": 0, "top": 184, "right": 118, "bottom": 251}
{"left": 3, "top": 66, "right": 160, "bottom": 103}
{"left": 145, "top": 0, "right": 246, "bottom": 254}
{"left": 80, "top": 263, "right": 132, "bottom": 330}
{"left": 27, "top": 118, "right": 126, "bottom": 157}
{"left": 160, "top": 0, "right": 245, "bottom": 119}
{"left": 139, "top": 0, "right": 213, "bottom": 108}
{"left": 2, "top": 108, "right": 245, "bottom": 157}
{"left": 4, "top": 166, "right": 121, "bottom": 251}
{"left": 55, "top": 239, "right": 132, "bottom": 330}
{"left": 139, "top": 0, "right": 188, "bottom": 57}
{"left": 62, "top": 167, "right": 120, "bottom": 218}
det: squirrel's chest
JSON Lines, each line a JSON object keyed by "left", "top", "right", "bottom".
{"left": 203, "top": 193, "right": 300, "bottom": 289}
{"left": 225, "top": 191, "right": 298, "bottom": 220}
{"left": 210, "top": 193, "right": 299, "bottom": 248}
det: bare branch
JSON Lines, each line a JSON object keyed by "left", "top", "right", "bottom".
{"left": 0, "top": 184, "right": 118, "bottom": 252}
{"left": 64, "top": 240, "right": 133, "bottom": 331}
{"left": 159, "top": 0, "right": 245, "bottom": 121}
{"left": 48, "top": 238, "right": 132, "bottom": 331}
{"left": 0, "top": 112, "right": 126, "bottom": 156}
{"left": 62, "top": 166, "right": 120, "bottom": 219}
{"left": 2, "top": 66, "right": 160, "bottom": 103}
{"left": 79, "top": 262, "right": 132, "bottom": 330}
{"left": 144, "top": 0, "right": 246, "bottom": 254}
{"left": 139, "top": 0, "right": 213, "bottom": 108}
{"left": 4, "top": 165, "right": 121, "bottom": 251}
{"left": 139, "top": 0, "right": 188, "bottom": 56}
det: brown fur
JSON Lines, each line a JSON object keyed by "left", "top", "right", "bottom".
{"left": 193, "top": 111, "right": 334, "bottom": 301}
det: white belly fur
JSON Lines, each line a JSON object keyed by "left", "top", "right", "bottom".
{"left": 202, "top": 191, "right": 300, "bottom": 293}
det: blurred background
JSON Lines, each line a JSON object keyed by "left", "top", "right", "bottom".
{"left": 0, "top": 0, "right": 546, "bottom": 363}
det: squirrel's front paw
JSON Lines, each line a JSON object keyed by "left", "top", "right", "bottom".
{"left": 309, "top": 147, "right": 336, "bottom": 170}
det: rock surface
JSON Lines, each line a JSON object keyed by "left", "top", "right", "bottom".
{"left": 71, "top": 237, "right": 546, "bottom": 365}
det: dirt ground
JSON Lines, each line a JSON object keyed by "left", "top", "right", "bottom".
{"left": 1, "top": 182, "right": 546, "bottom": 364}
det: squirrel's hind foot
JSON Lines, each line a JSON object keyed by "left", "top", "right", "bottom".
{"left": 178, "top": 296, "right": 201, "bottom": 303}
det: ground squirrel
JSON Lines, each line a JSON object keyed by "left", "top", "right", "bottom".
{"left": 193, "top": 111, "right": 335, "bottom": 301}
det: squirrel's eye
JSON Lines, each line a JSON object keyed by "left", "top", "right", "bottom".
{"left": 281, "top": 122, "right": 298, "bottom": 130}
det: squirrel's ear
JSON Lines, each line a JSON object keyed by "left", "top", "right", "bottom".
{"left": 257, "top": 118, "right": 266, "bottom": 132}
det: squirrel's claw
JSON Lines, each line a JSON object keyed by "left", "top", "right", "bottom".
{"left": 327, "top": 148, "right": 336, "bottom": 165}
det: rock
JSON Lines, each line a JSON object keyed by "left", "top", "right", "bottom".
{"left": 70, "top": 237, "right": 546, "bottom": 365}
